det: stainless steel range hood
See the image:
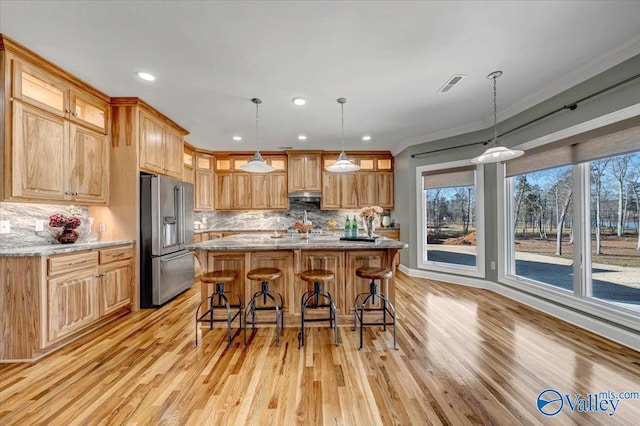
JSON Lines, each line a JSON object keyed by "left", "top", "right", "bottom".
{"left": 288, "top": 191, "right": 321, "bottom": 202}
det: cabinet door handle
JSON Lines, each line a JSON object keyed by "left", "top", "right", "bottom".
{"left": 72, "top": 112, "right": 78, "bottom": 117}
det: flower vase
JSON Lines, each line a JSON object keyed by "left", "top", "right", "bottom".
{"left": 364, "top": 217, "right": 375, "bottom": 238}
{"left": 56, "top": 229, "right": 79, "bottom": 244}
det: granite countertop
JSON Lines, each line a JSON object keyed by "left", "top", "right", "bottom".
{"left": 194, "top": 227, "right": 400, "bottom": 233}
{"left": 0, "top": 240, "right": 136, "bottom": 257}
{"left": 186, "top": 234, "right": 407, "bottom": 251}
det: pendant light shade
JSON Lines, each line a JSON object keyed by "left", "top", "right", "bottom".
{"left": 240, "top": 98, "right": 275, "bottom": 173}
{"left": 471, "top": 71, "right": 524, "bottom": 164}
{"left": 326, "top": 97, "right": 360, "bottom": 173}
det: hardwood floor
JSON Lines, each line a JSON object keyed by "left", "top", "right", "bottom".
{"left": 1, "top": 272, "right": 639, "bottom": 425}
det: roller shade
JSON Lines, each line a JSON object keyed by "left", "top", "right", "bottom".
{"left": 423, "top": 166, "right": 475, "bottom": 189}
{"left": 506, "top": 115, "right": 640, "bottom": 177}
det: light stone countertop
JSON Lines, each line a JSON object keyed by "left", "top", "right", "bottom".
{"left": 0, "top": 240, "right": 136, "bottom": 257}
{"left": 186, "top": 233, "right": 407, "bottom": 251}
{"left": 193, "top": 227, "right": 401, "bottom": 233}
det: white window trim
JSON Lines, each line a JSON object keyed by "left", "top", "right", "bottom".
{"left": 416, "top": 160, "right": 485, "bottom": 278}
{"left": 496, "top": 110, "right": 640, "bottom": 333}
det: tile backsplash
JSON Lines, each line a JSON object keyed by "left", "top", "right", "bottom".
{"left": 194, "top": 200, "right": 396, "bottom": 230}
{"left": 0, "top": 202, "right": 90, "bottom": 248}
{"left": 0, "top": 200, "right": 396, "bottom": 248}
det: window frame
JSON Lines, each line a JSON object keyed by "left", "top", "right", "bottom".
{"left": 416, "top": 160, "right": 485, "bottom": 278}
{"left": 497, "top": 104, "right": 640, "bottom": 333}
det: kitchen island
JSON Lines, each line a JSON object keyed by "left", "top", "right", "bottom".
{"left": 186, "top": 234, "right": 407, "bottom": 327}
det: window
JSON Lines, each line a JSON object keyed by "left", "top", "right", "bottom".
{"left": 509, "top": 165, "right": 574, "bottom": 292}
{"left": 589, "top": 152, "right": 640, "bottom": 308}
{"left": 503, "top": 114, "right": 640, "bottom": 317}
{"left": 418, "top": 161, "right": 484, "bottom": 277}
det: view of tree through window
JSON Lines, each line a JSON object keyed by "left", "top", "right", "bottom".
{"left": 590, "top": 152, "right": 640, "bottom": 308}
{"left": 512, "top": 165, "right": 574, "bottom": 291}
{"left": 424, "top": 168, "right": 477, "bottom": 268}
{"left": 507, "top": 150, "right": 640, "bottom": 309}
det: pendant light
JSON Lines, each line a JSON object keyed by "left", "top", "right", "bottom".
{"left": 471, "top": 71, "right": 524, "bottom": 164}
{"left": 326, "top": 98, "right": 360, "bottom": 172}
{"left": 240, "top": 98, "right": 275, "bottom": 173}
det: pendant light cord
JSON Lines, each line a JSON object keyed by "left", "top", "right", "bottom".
{"left": 341, "top": 101, "right": 345, "bottom": 150}
{"left": 255, "top": 99, "right": 260, "bottom": 152}
{"left": 492, "top": 74, "right": 498, "bottom": 146}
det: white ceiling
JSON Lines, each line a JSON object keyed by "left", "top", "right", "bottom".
{"left": 2, "top": 1, "right": 640, "bottom": 155}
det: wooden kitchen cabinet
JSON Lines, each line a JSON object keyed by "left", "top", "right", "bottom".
{"left": 139, "top": 110, "right": 185, "bottom": 179}
{"left": 0, "top": 243, "right": 135, "bottom": 361}
{"left": 287, "top": 151, "right": 321, "bottom": 192}
{"left": 357, "top": 171, "right": 393, "bottom": 209}
{"left": 376, "top": 171, "right": 394, "bottom": 208}
{"left": 214, "top": 172, "right": 233, "bottom": 210}
{"left": 47, "top": 266, "right": 100, "bottom": 344}
{"left": 69, "top": 123, "right": 109, "bottom": 203}
{"left": 194, "top": 152, "right": 214, "bottom": 210}
{"left": 213, "top": 154, "right": 287, "bottom": 210}
{"left": 321, "top": 170, "right": 358, "bottom": 209}
{"left": 251, "top": 172, "right": 289, "bottom": 209}
{"left": 233, "top": 173, "right": 252, "bottom": 210}
{"left": 99, "top": 258, "right": 133, "bottom": 316}
{"left": 321, "top": 152, "right": 393, "bottom": 210}
{"left": 3, "top": 44, "right": 110, "bottom": 204}
{"left": 46, "top": 245, "right": 134, "bottom": 345}
{"left": 11, "top": 102, "right": 108, "bottom": 204}
{"left": 12, "top": 59, "right": 109, "bottom": 133}
{"left": 183, "top": 144, "right": 195, "bottom": 184}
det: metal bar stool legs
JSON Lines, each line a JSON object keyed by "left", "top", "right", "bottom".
{"left": 353, "top": 267, "right": 397, "bottom": 350}
{"left": 299, "top": 269, "right": 339, "bottom": 348}
{"left": 195, "top": 271, "right": 242, "bottom": 347}
{"left": 244, "top": 268, "right": 284, "bottom": 347}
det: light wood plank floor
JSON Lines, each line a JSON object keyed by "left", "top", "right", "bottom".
{"left": 1, "top": 272, "right": 639, "bottom": 425}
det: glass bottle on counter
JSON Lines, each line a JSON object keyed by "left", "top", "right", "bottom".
{"left": 351, "top": 216, "right": 359, "bottom": 238}
{"left": 344, "top": 216, "right": 351, "bottom": 238}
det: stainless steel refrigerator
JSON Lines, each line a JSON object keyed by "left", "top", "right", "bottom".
{"left": 140, "top": 174, "right": 195, "bottom": 307}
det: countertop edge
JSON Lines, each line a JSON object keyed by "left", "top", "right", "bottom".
{"left": 0, "top": 240, "right": 136, "bottom": 257}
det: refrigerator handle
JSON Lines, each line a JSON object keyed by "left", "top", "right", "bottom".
{"left": 178, "top": 185, "right": 186, "bottom": 245}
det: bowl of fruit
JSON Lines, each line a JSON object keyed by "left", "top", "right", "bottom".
{"left": 294, "top": 221, "right": 313, "bottom": 238}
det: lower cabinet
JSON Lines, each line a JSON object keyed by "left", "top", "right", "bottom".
{"left": 99, "top": 259, "right": 133, "bottom": 316}
{"left": 46, "top": 245, "right": 133, "bottom": 346}
{"left": 47, "top": 268, "right": 100, "bottom": 344}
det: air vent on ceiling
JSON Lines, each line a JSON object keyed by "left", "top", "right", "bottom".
{"left": 278, "top": 146, "right": 294, "bottom": 150}
{"left": 438, "top": 74, "right": 466, "bottom": 93}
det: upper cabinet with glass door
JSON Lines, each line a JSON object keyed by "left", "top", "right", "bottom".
{"left": 12, "top": 60, "right": 109, "bottom": 134}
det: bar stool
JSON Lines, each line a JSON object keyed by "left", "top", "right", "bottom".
{"left": 299, "top": 269, "right": 339, "bottom": 348}
{"left": 195, "top": 270, "right": 242, "bottom": 347}
{"left": 244, "top": 267, "right": 284, "bottom": 346}
{"left": 353, "top": 267, "right": 397, "bottom": 350}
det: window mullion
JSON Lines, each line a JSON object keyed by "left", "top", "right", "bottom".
{"left": 573, "top": 163, "right": 592, "bottom": 298}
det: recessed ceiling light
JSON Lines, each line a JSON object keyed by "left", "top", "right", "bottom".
{"left": 233, "top": 136, "right": 242, "bottom": 141}
{"left": 136, "top": 71, "right": 155, "bottom": 81}
{"left": 362, "top": 135, "right": 372, "bottom": 141}
{"left": 298, "top": 135, "right": 307, "bottom": 140}
{"left": 292, "top": 97, "right": 306, "bottom": 106}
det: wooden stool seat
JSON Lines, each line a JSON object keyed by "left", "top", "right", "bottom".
{"left": 300, "top": 269, "right": 335, "bottom": 283}
{"left": 356, "top": 267, "right": 392, "bottom": 281}
{"left": 247, "top": 267, "right": 282, "bottom": 281}
{"left": 202, "top": 270, "right": 237, "bottom": 284}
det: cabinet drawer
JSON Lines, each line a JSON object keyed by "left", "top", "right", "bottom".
{"left": 100, "top": 245, "right": 134, "bottom": 264}
{"left": 48, "top": 251, "right": 99, "bottom": 276}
